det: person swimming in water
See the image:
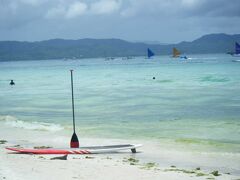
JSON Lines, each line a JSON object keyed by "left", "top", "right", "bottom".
{"left": 10, "top": 80, "right": 15, "bottom": 85}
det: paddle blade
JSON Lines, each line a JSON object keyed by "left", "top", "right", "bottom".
{"left": 70, "top": 133, "right": 79, "bottom": 148}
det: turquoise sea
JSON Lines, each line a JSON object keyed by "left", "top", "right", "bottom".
{"left": 0, "top": 54, "right": 240, "bottom": 152}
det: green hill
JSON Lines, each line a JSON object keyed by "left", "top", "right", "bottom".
{"left": 0, "top": 33, "right": 239, "bottom": 61}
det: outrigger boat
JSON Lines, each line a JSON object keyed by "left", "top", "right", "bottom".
{"left": 147, "top": 48, "right": 155, "bottom": 58}
{"left": 231, "top": 42, "right": 240, "bottom": 57}
{"left": 172, "top": 47, "right": 188, "bottom": 60}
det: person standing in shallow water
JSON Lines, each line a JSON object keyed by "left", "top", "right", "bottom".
{"left": 9, "top": 80, "right": 15, "bottom": 86}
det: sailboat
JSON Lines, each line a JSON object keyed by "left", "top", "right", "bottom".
{"left": 172, "top": 47, "right": 188, "bottom": 60}
{"left": 147, "top": 48, "right": 155, "bottom": 58}
{"left": 173, "top": 48, "right": 181, "bottom": 57}
{"left": 232, "top": 42, "right": 240, "bottom": 57}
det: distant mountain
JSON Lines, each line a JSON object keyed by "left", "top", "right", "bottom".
{"left": 135, "top": 40, "right": 170, "bottom": 45}
{"left": 0, "top": 33, "right": 240, "bottom": 61}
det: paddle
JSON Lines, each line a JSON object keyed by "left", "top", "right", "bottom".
{"left": 70, "top": 70, "right": 79, "bottom": 148}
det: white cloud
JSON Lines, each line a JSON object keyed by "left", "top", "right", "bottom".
{"left": 0, "top": 0, "right": 239, "bottom": 42}
{"left": 120, "top": 8, "right": 136, "bottom": 17}
{"left": 46, "top": 5, "right": 66, "bottom": 19}
{"left": 46, "top": 1, "right": 88, "bottom": 19}
{"left": 119, "top": 0, "right": 208, "bottom": 17}
{"left": 181, "top": 0, "right": 199, "bottom": 7}
{"left": 90, "top": 0, "right": 121, "bottom": 15}
{"left": 9, "top": 2, "right": 18, "bottom": 13}
{"left": 120, "top": 0, "right": 240, "bottom": 18}
{"left": 65, "top": 1, "right": 88, "bottom": 18}
{"left": 119, "top": 0, "right": 177, "bottom": 17}
{"left": 46, "top": 0, "right": 121, "bottom": 18}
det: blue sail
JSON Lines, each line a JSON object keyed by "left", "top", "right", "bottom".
{"left": 147, "top": 48, "right": 155, "bottom": 58}
{"left": 235, "top": 42, "right": 240, "bottom": 54}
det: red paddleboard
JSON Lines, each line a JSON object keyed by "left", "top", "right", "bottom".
{"left": 6, "top": 144, "right": 142, "bottom": 154}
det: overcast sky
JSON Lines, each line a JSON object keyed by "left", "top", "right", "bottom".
{"left": 0, "top": 0, "right": 239, "bottom": 43}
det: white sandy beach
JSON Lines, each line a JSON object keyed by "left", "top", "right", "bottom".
{"left": 0, "top": 123, "right": 239, "bottom": 180}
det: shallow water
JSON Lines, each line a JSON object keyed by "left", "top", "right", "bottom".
{"left": 0, "top": 54, "right": 240, "bottom": 152}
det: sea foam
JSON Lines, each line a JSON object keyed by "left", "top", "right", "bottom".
{"left": 0, "top": 115, "right": 64, "bottom": 132}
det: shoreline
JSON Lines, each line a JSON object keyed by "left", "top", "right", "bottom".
{"left": 1, "top": 124, "right": 240, "bottom": 179}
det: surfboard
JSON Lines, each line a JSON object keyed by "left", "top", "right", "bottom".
{"left": 6, "top": 144, "right": 142, "bottom": 154}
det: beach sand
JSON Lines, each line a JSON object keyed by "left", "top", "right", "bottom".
{"left": 0, "top": 125, "right": 239, "bottom": 180}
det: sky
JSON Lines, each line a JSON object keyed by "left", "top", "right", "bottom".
{"left": 0, "top": 0, "right": 240, "bottom": 43}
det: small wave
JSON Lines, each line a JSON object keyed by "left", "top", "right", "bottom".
{"left": 0, "top": 115, "right": 64, "bottom": 132}
{"left": 200, "top": 75, "right": 230, "bottom": 83}
{"left": 232, "top": 60, "right": 240, "bottom": 62}
{"left": 157, "top": 79, "right": 174, "bottom": 83}
{"left": 195, "top": 57, "right": 218, "bottom": 60}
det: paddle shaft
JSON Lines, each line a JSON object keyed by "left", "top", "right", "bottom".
{"left": 70, "top": 70, "right": 76, "bottom": 133}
